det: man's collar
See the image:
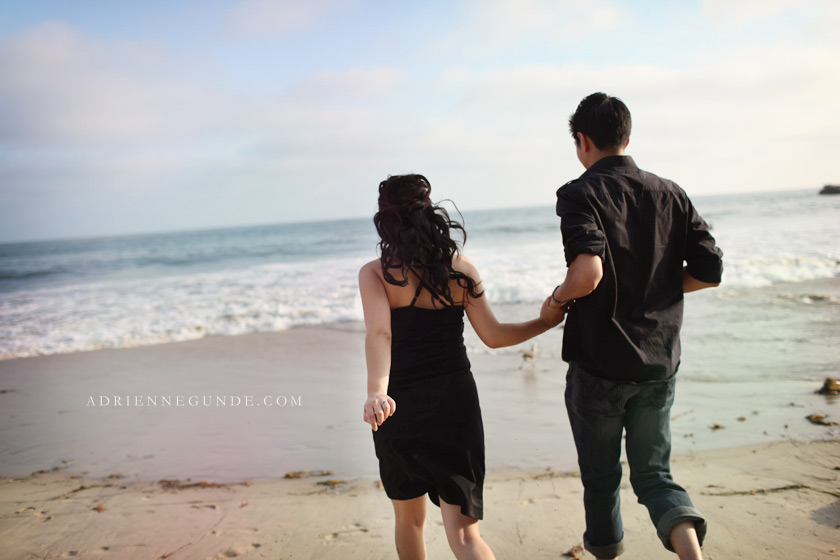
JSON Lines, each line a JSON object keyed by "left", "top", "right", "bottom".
{"left": 586, "top": 155, "right": 638, "bottom": 173}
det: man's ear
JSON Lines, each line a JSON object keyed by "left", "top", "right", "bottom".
{"left": 578, "top": 132, "right": 591, "bottom": 152}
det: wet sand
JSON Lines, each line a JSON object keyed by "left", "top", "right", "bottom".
{"left": 0, "top": 322, "right": 836, "bottom": 481}
{"left": 1, "top": 324, "right": 839, "bottom": 558}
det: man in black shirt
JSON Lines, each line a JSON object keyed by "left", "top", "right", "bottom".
{"left": 543, "top": 93, "right": 723, "bottom": 560}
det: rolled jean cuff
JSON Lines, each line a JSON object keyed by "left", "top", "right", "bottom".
{"left": 657, "top": 506, "right": 707, "bottom": 552}
{"left": 583, "top": 533, "right": 625, "bottom": 559}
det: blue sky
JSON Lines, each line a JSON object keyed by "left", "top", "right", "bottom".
{"left": 1, "top": 0, "right": 838, "bottom": 242}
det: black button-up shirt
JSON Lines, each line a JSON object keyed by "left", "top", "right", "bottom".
{"left": 556, "top": 155, "right": 723, "bottom": 383}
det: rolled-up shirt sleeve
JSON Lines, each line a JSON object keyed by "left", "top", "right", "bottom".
{"left": 556, "top": 187, "right": 606, "bottom": 266}
{"left": 684, "top": 199, "right": 723, "bottom": 283}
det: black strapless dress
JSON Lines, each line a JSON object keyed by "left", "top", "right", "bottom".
{"left": 371, "top": 290, "right": 485, "bottom": 519}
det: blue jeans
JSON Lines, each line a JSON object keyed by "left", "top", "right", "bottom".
{"left": 565, "top": 362, "right": 706, "bottom": 558}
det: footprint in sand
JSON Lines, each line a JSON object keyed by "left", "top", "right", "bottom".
{"left": 519, "top": 494, "right": 564, "bottom": 506}
{"left": 322, "top": 522, "right": 371, "bottom": 540}
{"left": 208, "top": 526, "right": 261, "bottom": 538}
{"left": 15, "top": 506, "right": 49, "bottom": 517}
{"left": 216, "top": 543, "right": 262, "bottom": 558}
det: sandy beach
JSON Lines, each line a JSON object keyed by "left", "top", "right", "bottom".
{"left": 1, "top": 439, "right": 838, "bottom": 559}
{"left": 2, "top": 0, "right": 839, "bottom": 554}
{"left": 1, "top": 322, "right": 839, "bottom": 558}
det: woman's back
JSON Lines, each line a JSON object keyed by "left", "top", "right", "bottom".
{"left": 389, "top": 279, "right": 472, "bottom": 383}
{"left": 373, "top": 258, "right": 470, "bottom": 310}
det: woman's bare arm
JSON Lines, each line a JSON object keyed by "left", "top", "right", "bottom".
{"left": 455, "top": 255, "right": 564, "bottom": 349}
{"left": 358, "top": 261, "right": 397, "bottom": 431}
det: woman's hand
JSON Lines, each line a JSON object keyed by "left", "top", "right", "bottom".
{"left": 364, "top": 393, "right": 397, "bottom": 431}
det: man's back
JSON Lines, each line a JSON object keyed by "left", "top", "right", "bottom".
{"left": 556, "top": 155, "right": 722, "bottom": 382}
{"left": 553, "top": 91, "right": 719, "bottom": 560}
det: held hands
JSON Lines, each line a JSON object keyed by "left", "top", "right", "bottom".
{"left": 363, "top": 393, "right": 397, "bottom": 431}
{"left": 540, "top": 290, "right": 571, "bottom": 329}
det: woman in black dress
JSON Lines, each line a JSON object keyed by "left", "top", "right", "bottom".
{"left": 359, "top": 174, "right": 566, "bottom": 559}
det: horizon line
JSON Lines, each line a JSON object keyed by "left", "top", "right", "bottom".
{"left": 0, "top": 186, "right": 824, "bottom": 245}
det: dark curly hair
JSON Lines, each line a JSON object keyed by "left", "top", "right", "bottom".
{"left": 373, "top": 174, "right": 483, "bottom": 306}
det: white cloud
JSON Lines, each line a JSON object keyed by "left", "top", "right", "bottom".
{"left": 2, "top": 1, "right": 839, "bottom": 242}
{"left": 0, "top": 22, "right": 238, "bottom": 147}
{"left": 0, "top": 22, "right": 408, "bottom": 160}
{"left": 430, "top": 0, "right": 629, "bottom": 58}
{"left": 282, "top": 67, "right": 407, "bottom": 102}
{"left": 700, "top": 0, "right": 840, "bottom": 33}
{"left": 801, "top": 2, "right": 840, "bottom": 39}
{"left": 228, "top": 0, "right": 353, "bottom": 35}
{"left": 0, "top": 23, "right": 420, "bottom": 237}
{"left": 469, "top": 0, "right": 626, "bottom": 41}
{"left": 425, "top": 40, "right": 840, "bottom": 194}
{"left": 700, "top": 0, "right": 804, "bottom": 25}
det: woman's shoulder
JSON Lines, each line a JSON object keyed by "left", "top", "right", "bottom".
{"left": 358, "top": 260, "right": 385, "bottom": 289}
{"left": 359, "top": 259, "right": 381, "bottom": 276}
{"left": 451, "top": 254, "right": 479, "bottom": 279}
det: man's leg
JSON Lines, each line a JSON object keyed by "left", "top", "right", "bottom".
{"left": 624, "top": 378, "right": 707, "bottom": 556}
{"left": 669, "top": 520, "right": 703, "bottom": 560}
{"left": 565, "top": 363, "right": 627, "bottom": 559}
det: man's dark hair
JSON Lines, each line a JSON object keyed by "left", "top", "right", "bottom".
{"left": 569, "top": 92, "right": 632, "bottom": 150}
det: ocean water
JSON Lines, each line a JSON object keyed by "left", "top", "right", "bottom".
{"left": 1, "top": 189, "right": 839, "bottom": 383}
{"left": 0, "top": 188, "right": 838, "bottom": 481}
